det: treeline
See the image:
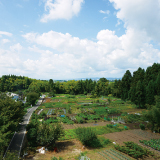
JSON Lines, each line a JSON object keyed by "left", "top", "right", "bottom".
{"left": 0, "top": 75, "right": 113, "bottom": 97}
{"left": 112, "top": 63, "right": 160, "bottom": 108}
{"left": 1, "top": 62, "right": 160, "bottom": 109}
{"left": 0, "top": 75, "right": 33, "bottom": 92}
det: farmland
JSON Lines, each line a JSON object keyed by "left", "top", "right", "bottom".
{"left": 24, "top": 94, "right": 160, "bottom": 160}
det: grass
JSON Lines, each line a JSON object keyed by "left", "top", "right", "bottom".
{"left": 59, "top": 124, "right": 126, "bottom": 141}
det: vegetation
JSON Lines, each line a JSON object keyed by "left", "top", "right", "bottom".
{"left": 60, "top": 124, "right": 125, "bottom": 141}
{"left": 1, "top": 63, "right": 160, "bottom": 159}
{"left": 74, "top": 127, "right": 110, "bottom": 148}
{"left": 0, "top": 94, "right": 24, "bottom": 152}
{"left": 27, "top": 92, "right": 39, "bottom": 105}
{"left": 140, "top": 139, "right": 160, "bottom": 151}
{"left": 26, "top": 113, "right": 64, "bottom": 148}
{"left": 115, "top": 141, "right": 154, "bottom": 159}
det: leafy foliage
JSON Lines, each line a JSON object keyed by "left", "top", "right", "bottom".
{"left": 140, "top": 139, "right": 160, "bottom": 151}
{"left": 139, "top": 123, "right": 145, "bottom": 130}
{"left": 115, "top": 141, "right": 153, "bottom": 159}
{"left": 27, "top": 92, "right": 39, "bottom": 105}
{"left": 75, "top": 127, "right": 101, "bottom": 147}
{"left": 0, "top": 95, "right": 24, "bottom": 151}
{"left": 26, "top": 113, "right": 64, "bottom": 148}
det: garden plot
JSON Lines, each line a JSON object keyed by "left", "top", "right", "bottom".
{"left": 102, "top": 129, "right": 160, "bottom": 157}
{"left": 98, "top": 149, "right": 132, "bottom": 160}
{"left": 140, "top": 139, "right": 160, "bottom": 151}
{"left": 62, "top": 121, "right": 111, "bottom": 130}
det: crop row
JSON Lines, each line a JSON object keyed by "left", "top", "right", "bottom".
{"left": 98, "top": 149, "right": 131, "bottom": 160}
{"left": 139, "top": 139, "right": 160, "bottom": 151}
{"left": 115, "top": 141, "right": 154, "bottom": 159}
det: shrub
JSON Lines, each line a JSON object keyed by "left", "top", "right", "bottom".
{"left": 48, "top": 92, "right": 56, "bottom": 97}
{"left": 84, "top": 91, "right": 87, "bottom": 95}
{"left": 38, "top": 112, "right": 46, "bottom": 119}
{"left": 115, "top": 141, "right": 153, "bottom": 159}
{"left": 75, "top": 127, "right": 101, "bottom": 147}
{"left": 27, "top": 92, "right": 39, "bottom": 105}
{"left": 139, "top": 123, "right": 145, "bottom": 130}
{"left": 75, "top": 116, "right": 84, "bottom": 123}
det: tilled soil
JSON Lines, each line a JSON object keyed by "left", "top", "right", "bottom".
{"left": 103, "top": 129, "right": 160, "bottom": 157}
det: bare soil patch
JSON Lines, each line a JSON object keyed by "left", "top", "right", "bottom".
{"left": 125, "top": 122, "right": 148, "bottom": 129}
{"left": 26, "top": 139, "right": 84, "bottom": 160}
{"left": 102, "top": 129, "right": 160, "bottom": 157}
{"left": 24, "top": 129, "right": 160, "bottom": 160}
{"left": 44, "top": 98, "right": 51, "bottom": 103}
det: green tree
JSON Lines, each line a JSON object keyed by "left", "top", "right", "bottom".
{"left": 156, "top": 74, "right": 160, "bottom": 96}
{"left": 144, "top": 96, "right": 160, "bottom": 131}
{"left": 121, "top": 70, "right": 132, "bottom": 101}
{"left": 27, "top": 92, "right": 39, "bottom": 105}
{"left": 0, "top": 96, "right": 24, "bottom": 151}
{"left": 37, "top": 123, "right": 64, "bottom": 147}
{"left": 146, "top": 80, "right": 155, "bottom": 105}
{"left": 135, "top": 80, "right": 145, "bottom": 108}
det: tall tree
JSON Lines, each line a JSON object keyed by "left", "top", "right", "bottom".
{"left": 146, "top": 80, "right": 155, "bottom": 105}
{"left": 121, "top": 70, "right": 132, "bottom": 101}
{"left": 135, "top": 80, "right": 145, "bottom": 108}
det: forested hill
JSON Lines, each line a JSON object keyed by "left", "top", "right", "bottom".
{"left": 0, "top": 75, "right": 33, "bottom": 92}
{"left": 0, "top": 62, "right": 160, "bottom": 108}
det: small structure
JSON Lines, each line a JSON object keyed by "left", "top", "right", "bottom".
{"left": 6, "top": 92, "right": 19, "bottom": 101}
{"left": 36, "top": 147, "right": 45, "bottom": 154}
{"left": 111, "top": 116, "right": 125, "bottom": 124}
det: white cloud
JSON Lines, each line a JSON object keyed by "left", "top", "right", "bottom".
{"left": 22, "top": 28, "right": 160, "bottom": 79}
{"left": 0, "top": 31, "right": 12, "bottom": 37}
{"left": 0, "top": 48, "right": 23, "bottom": 76}
{"left": 99, "top": 10, "right": 110, "bottom": 14}
{"left": 109, "top": 0, "right": 160, "bottom": 42}
{"left": 40, "top": 0, "right": 84, "bottom": 22}
{"left": 10, "top": 43, "right": 23, "bottom": 52}
{"left": 1, "top": 39, "right": 10, "bottom": 44}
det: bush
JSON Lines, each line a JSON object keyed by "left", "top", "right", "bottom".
{"left": 75, "top": 116, "right": 84, "bottom": 123}
{"left": 38, "top": 112, "right": 46, "bottom": 119}
{"left": 75, "top": 127, "right": 101, "bottom": 147}
{"left": 27, "top": 92, "right": 39, "bottom": 105}
{"left": 27, "top": 121, "right": 64, "bottom": 148}
{"left": 48, "top": 92, "right": 56, "bottom": 97}
{"left": 37, "top": 123, "right": 64, "bottom": 147}
{"left": 139, "top": 123, "right": 145, "bottom": 130}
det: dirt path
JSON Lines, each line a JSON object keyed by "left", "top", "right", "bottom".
{"left": 62, "top": 121, "right": 111, "bottom": 129}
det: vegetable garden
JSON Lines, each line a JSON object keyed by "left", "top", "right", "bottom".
{"left": 140, "top": 139, "right": 160, "bottom": 151}
{"left": 24, "top": 94, "right": 160, "bottom": 160}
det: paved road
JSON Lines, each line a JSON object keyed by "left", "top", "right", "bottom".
{"left": 4, "top": 95, "right": 45, "bottom": 158}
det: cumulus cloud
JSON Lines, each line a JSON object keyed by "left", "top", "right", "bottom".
{"left": 0, "top": 31, "right": 12, "bottom": 37}
{"left": 109, "top": 0, "right": 160, "bottom": 42}
{"left": 1, "top": 39, "right": 10, "bottom": 44}
{"left": 10, "top": 43, "right": 23, "bottom": 52}
{"left": 22, "top": 28, "right": 160, "bottom": 79}
{"left": 40, "top": 0, "right": 84, "bottom": 22}
{"left": 0, "top": 48, "right": 23, "bottom": 76}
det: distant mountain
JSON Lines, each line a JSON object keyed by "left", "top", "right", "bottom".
{"left": 54, "top": 77, "right": 121, "bottom": 82}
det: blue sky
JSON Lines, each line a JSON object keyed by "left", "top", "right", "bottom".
{"left": 0, "top": 0, "right": 160, "bottom": 80}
